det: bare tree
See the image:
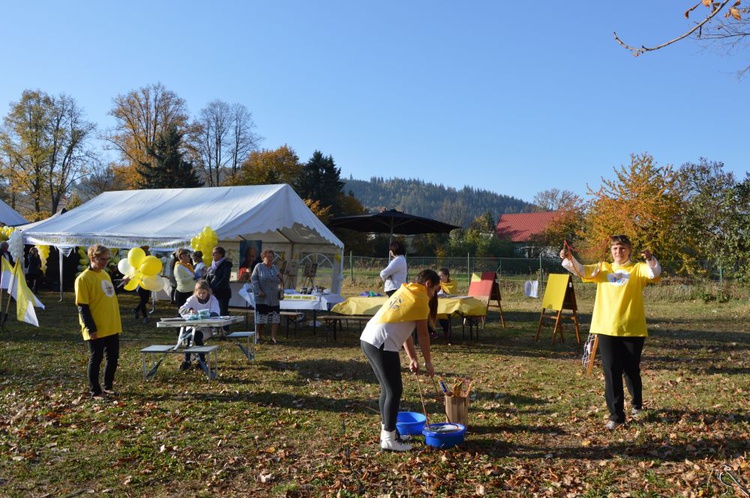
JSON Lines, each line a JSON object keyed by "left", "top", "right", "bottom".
{"left": 73, "top": 162, "right": 129, "bottom": 202}
{"left": 614, "top": 1, "right": 750, "bottom": 74}
{"left": 532, "top": 188, "right": 581, "bottom": 211}
{"left": 106, "top": 82, "right": 190, "bottom": 187}
{"left": 191, "top": 100, "right": 262, "bottom": 186}
{"left": 0, "top": 90, "right": 97, "bottom": 218}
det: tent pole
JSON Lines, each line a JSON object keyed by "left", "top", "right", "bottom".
{"left": 59, "top": 249, "right": 64, "bottom": 302}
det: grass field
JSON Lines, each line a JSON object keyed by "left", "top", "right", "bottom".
{"left": 0, "top": 279, "right": 749, "bottom": 497}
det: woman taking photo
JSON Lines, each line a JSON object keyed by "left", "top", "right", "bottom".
{"left": 379, "top": 240, "right": 407, "bottom": 297}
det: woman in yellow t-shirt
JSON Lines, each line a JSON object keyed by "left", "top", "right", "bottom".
{"left": 560, "top": 234, "right": 661, "bottom": 430}
{"left": 75, "top": 245, "right": 125, "bottom": 398}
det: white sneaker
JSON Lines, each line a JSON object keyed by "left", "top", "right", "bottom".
{"left": 605, "top": 420, "right": 624, "bottom": 430}
{"left": 380, "top": 430, "right": 412, "bottom": 451}
{"left": 630, "top": 407, "right": 643, "bottom": 419}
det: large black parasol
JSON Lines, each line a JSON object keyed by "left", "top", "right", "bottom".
{"left": 327, "top": 209, "right": 460, "bottom": 243}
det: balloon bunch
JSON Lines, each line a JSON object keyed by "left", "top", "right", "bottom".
{"left": 8, "top": 230, "right": 24, "bottom": 265}
{"left": 0, "top": 226, "right": 14, "bottom": 241}
{"left": 36, "top": 245, "right": 50, "bottom": 274}
{"left": 190, "top": 226, "right": 218, "bottom": 257}
{"left": 77, "top": 247, "right": 89, "bottom": 272}
{"left": 117, "top": 247, "right": 169, "bottom": 292}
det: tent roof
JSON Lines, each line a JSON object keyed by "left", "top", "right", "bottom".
{"left": 21, "top": 184, "right": 343, "bottom": 250}
{"left": 0, "top": 199, "right": 28, "bottom": 226}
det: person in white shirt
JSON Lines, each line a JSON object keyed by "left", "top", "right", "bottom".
{"left": 379, "top": 240, "right": 407, "bottom": 297}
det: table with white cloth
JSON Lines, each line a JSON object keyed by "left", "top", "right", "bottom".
{"left": 238, "top": 285, "right": 345, "bottom": 334}
{"left": 146, "top": 315, "right": 245, "bottom": 379}
{"left": 330, "top": 295, "right": 488, "bottom": 339}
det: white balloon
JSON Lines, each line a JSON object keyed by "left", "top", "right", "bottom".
{"left": 117, "top": 258, "right": 135, "bottom": 277}
{"left": 8, "top": 230, "right": 24, "bottom": 264}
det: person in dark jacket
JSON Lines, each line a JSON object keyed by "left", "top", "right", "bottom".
{"left": 205, "top": 246, "right": 232, "bottom": 321}
{"left": 25, "top": 247, "right": 44, "bottom": 293}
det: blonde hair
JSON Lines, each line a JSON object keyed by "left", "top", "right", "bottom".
{"left": 194, "top": 279, "right": 211, "bottom": 294}
{"left": 87, "top": 244, "right": 110, "bottom": 261}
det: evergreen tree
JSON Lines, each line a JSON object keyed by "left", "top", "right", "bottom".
{"left": 298, "top": 151, "right": 344, "bottom": 215}
{"left": 136, "top": 126, "right": 202, "bottom": 188}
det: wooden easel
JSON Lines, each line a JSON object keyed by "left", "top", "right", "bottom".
{"left": 468, "top": 272, "right": 505, "bottom": 327}
{"left": 535, "top": 273, "right": 580, "bottom": 344}
{"left": 300, "top": 262, "right": 317, "bottom": 290}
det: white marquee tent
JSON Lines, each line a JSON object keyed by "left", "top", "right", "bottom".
{"left": 21, "top": 184, "right": 344, "bottom": 294}
{"left": 0, "top": 199, "right": 28, "bottom": 226}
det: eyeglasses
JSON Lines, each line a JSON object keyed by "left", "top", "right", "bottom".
{"left": 95, "top": 257, "right": 111, "bottom": 262}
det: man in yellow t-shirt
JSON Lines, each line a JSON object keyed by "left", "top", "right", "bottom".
{"left": 561, "top": 235, "right": 662, "bottom": 430}
{"left": 75, "top": 245, "right": 124, "bottom": 398}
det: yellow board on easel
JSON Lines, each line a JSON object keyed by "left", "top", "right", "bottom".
{"left": 536, "top": 274, "right": 580, "bottom": 344}
{"left": 541, "top": 274, "right": 576, "bottom": 311}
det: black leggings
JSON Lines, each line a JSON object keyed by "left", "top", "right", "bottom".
{"left": 361, "top": 340, "right": 403, "bottom": 432}
{"left": 598, "top": 335, "right": 645, "bottom": 422}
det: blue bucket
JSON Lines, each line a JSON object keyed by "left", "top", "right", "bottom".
{"left": 396, "top": 411, "right": 426, "bottom": 436}
{"left": 422, "top": 423, "right": 466, "bottom": 449}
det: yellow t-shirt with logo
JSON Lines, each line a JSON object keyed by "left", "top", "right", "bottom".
{"left": 581, "top": 261, "right": 656, "bottom": 337}
{"left": 75, "top": 268, "right": 122, "bottom": 341}
{"left": 374, "top": 283, "right": 429, "bottom": 324}
{"left": 360, "top": 283, "right": 430, "bottom": 352}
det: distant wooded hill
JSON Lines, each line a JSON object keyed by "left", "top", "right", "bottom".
{"left": 342, "top": 177, "right": 536, "bottom": 228}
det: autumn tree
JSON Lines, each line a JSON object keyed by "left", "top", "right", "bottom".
{"left": 106, "top": 83, "right": 190, "bottom": 187}
{"left": 585, "top": 153, "right": 685, "bottom": 269}
{"left": 675, "top": 159, "right": 750, "bottom": 278}
{"left": 615, "top": 1, "right": 750, "bottom": 74}
{"left": 0, "top": 90, "right": 97, "bottom": 219}
{"left": 191, "top": 100, "right": 262, "bottom": 186}
{"left": 136, "top": 126, "right": 202, "bottom": 189}
{"left": 532, "top": 189, "right": 587, "bottom": 251}
{"left": 328, "top": 191, "right": 370, "bottom": 255}
{"left": 229, "top": 145, "right": 304, "bottom": 186}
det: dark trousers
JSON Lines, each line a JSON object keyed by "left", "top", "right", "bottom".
{"left": 216, "top": 295, "right": 230, "bottom": 331}
{"left": 175, "top": 290, "right": 192, "bottom": 308}
{"left": 361, "top": 340, "right": 403, "bottom": 432}
{"left": 87, "top": 333, "right": 120, "bottom": 395}
{"left": 598, "top": 334, "right": 645, "bottom": 422}
{"left": 135, "top": 288, "right": 151, "bottom": 318}
{"left": 184, "top": 329, "right": 206, "bottom": 363}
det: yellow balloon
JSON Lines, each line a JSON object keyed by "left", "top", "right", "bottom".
{"left": 140, "top": 275, "right": 162, "bottom": 291}
{"left": 128, "top": 247, "right": 146, "bottom": 268}
{"left": 124, "top": 277, "right": 140, "bottom": 291}
{"left": 139, "top": 255, "right": 163, "bottom": 276}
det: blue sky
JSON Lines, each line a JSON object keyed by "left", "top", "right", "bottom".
{"left": 1, "top": 1, "right": 747, "bottom": 204}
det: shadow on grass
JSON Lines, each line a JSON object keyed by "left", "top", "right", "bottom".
{"left": 465, "top": 406, "right": 750, "bottom": 461}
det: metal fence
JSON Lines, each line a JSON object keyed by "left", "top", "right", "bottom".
{"left": 343, "top": 254, "right": 739, "bottom": 288}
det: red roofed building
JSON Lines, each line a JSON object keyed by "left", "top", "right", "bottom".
{"left": 496, "top": 211, "right": 559, "bottom": 256}
{"left": 496, "top": 212, "right": 557, "bottom": 242}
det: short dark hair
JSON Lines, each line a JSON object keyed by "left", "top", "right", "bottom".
{"left": 389, "top": 240, "right": 406, "bottom": 256}
{"left": 610, "top": 235, "right": 632, "bottom": 248}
